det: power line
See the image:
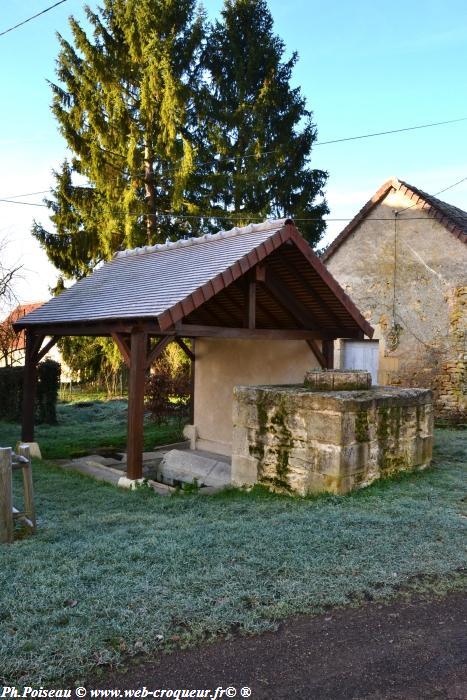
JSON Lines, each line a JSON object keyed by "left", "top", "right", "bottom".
{"left": 2, "top": 175, "right": 467, "bottom": 220}
{"left": 183, "top": 116, "right": 467, "bottom": 170}
{"left": 4, "top": 113, "right": 466, "bottom": 197}
{"left": 2, "top": 116, "right": 467, "bottom": 203}
{"left": 0, "top": 0, "right": 68, "bottom": 38}
{"left": 0, "top": 190, "right": 50, "bottom": 200}
{"left": 432, "top": 175, "right": 467, "bottom": 197}
{"left": 0, "top": 199, "right": 47, "bottom": 207}
{"left": 315, "top": 117, "right": 467, "bottom": 146}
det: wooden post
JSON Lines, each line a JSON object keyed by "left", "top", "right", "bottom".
{"left": 323, "top": 339, "right": 335, "bottom": 369}
{"left": 244, "top": 275, "right": 256, "bottom": 329}
{"left": 0, "top": 448, "right": 13, "bottom": 544}
{"left": 21, "top": 330, "right": 40, "bottom": 442}
{"left": 126, "top": 328, "right": 147, "bottom": 480}
{"left": 248, "top": 279, "right": 256, "bottom": 329}
{"left": 17, "top": 444, "right": 35, "bottom": 530}
{"left": 189, "top": 338, "right": 196, "bottom": 424}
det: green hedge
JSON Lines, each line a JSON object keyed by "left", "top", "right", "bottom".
{"left": 0, "top": 359, "right": 61, "bottom": 423}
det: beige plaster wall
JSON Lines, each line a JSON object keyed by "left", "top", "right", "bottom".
{"left": 326, "top": 188, "right": 467, "bottom": 417}
{"left": 193, "top": 338, "right": 320, "bottom": 455}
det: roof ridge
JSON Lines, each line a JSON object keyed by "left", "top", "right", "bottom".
{"left": 323, "top": 177, "right": 467, "bottom": 262}
{"left": 114, "top": 218, "right": 287, "bottom": 259}
{"left": 396, "top": 178, "right": 467, "bottom": 215}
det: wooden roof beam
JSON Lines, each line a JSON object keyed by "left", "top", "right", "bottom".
{"left": 264, "top": 266, "right": 321, "bottom": 330}
{"left": 171, "top": 325, "right": 340, "bottom": 340}
{"left": 279, "top": 250, "right": 345, "bottom": 329}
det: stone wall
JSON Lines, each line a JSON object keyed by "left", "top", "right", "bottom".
{"left": 435, "top": 286, "right": 466, "bottom": 421}
{"left": 232, "top": 380, "right": 433, "bottom": 496}
{"left": 325, "top": 187, "right": 467, "bottom": 420}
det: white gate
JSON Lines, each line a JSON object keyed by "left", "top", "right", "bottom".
{"left": 342, "top": 340, "right": 379, "bottom": 385}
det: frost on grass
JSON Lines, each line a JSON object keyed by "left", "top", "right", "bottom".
{"left": 0, "top": 430, "right": 465, "bottom": 685}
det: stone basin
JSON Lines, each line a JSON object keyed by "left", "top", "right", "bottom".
{"left": 232, "top": 380, "right": 433, "bottom": 496}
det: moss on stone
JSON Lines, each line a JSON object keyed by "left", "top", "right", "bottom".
{"left": 380, "top": 452, "right": 410, "bottom": 476}
{"left": 377, "top": 407, "right": 390, "bottom": 445}
{"left": 261, "top": 475, "right": 292, "bottom": 493}
{"left": 270, "top": 399, "right": 294, "bottom": 485}
{"left": 355, "top": 409, "right": 370, "bottom": 442}
{"left": 249, "top": 393, "right": 270, "bottom": 462}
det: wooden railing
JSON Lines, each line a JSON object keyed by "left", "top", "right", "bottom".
{"left": 0, "top": 445, "right": 36, "bottom": 544}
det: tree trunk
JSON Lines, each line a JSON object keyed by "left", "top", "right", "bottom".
{"left": 144, "top": 144, "right": 156, "bottom": 244}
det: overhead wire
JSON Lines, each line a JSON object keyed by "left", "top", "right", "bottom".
{"left": 2, "top": 116, "right": 467, "bottom": 203}
{"left": 0, "top": 190, "right": 50, "bottom": 200}
{"left": 0, "top": 0, "right": 68, "bottom": 38}
{"left": 398, "top": 176, "right": 467, "bottom": 215}
{"left": 2, "top": 171, "right": 466, "bottom": 225}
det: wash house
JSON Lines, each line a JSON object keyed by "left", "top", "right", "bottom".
{"left": 15, "top": 219, "right": 373, "bottom": 479}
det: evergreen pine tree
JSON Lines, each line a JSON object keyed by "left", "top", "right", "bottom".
{"left": 201, "top": 0, "right": 328, "bottom": 244}
{"left": 33, "top": 0, "right": 206, "bottom": 276}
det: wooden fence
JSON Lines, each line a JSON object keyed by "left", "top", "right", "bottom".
{"left": 0, "top": 445, "right": 35, "bottom": 544}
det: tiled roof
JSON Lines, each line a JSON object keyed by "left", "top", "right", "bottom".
{"left": 322, "top": 178, "right": 467, "bottom": 262}
{"left": 15, "top": 219, "right": 373, "bottom": 337}
{"left": 1, "top": 302, "right": 44, "bottom": 351}
{"left": 3, "top": 302, "right": 44, "bottom": 324}
{"left": 17, "top": 221, "right": 288, "bottom": 327}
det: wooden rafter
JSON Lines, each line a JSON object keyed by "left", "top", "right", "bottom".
{"left": 264, "top": 267, "right": 320, "bottom": 330}
{"left": 222, "top": 287, "right": 247, "bottom": 326}
{"left": 279, "top": 252, "right": 344, "bottom": 329}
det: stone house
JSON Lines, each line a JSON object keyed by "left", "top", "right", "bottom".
{"left": 323, "top": 178, "right": 467, "bottom": 420}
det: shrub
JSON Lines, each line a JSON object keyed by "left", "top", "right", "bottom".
{"left": 0, "top": 366, "right": 23, "bottom": 421}
{"left": 145, "top": 350, "right": 191, "bottom": 425}
{"left": 37, "top": 360, "right": 61, "bottom": 424}
{"left": 0, "top": 359, "right": 61, "bottom": 423}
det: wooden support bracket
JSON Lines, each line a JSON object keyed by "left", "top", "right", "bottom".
{"left": 146, "top": 335, "right": 174, "bottom": 369}
{"left": 306, "top": 339, "right": 326, "bottom": 369}
{"left": 175, "top": 337, "right": 195, "bottom": 362}
{"left": 36, "top": 336, "right": 59, "bottom": 363}
{"left": 111, "top": 333, "right": 131, "bottom": 367}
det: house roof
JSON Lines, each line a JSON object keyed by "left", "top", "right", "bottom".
{"left": 15, "top": 219, "right": 373, "bottom": 339}
{"left": 3, "top": 302, "right": 44, "bottom": 324}
{"left": 2, "top": 303, "right": 44, "bottom": 351}
{"left": 322, "top": 177, "right": 467, "bottom": 262}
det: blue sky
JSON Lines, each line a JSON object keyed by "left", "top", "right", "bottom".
{"left": 1, "top": 0, "right": 466, "bottom": 304}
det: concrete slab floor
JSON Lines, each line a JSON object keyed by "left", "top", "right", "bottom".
{"left": 58, "top": 445, "right": 232, "bottom": 493}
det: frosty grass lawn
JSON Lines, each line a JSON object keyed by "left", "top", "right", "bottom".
{"left": 0, "top": 399, "right": 183, "bottom": 460}
{"left": 0, "top": 429, "right": 465, "bottom": 686}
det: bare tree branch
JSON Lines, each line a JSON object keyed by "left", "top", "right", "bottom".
{"left": 0, "top": 236, "right": 22, "bottom": 312}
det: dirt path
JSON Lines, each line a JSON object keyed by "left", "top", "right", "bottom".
{"left": 90, "top": 593, "right": 466, "bottom": 699}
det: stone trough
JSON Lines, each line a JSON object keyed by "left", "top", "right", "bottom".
{"left": 231, "top": 370, "right": 433, "bottom": 495}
